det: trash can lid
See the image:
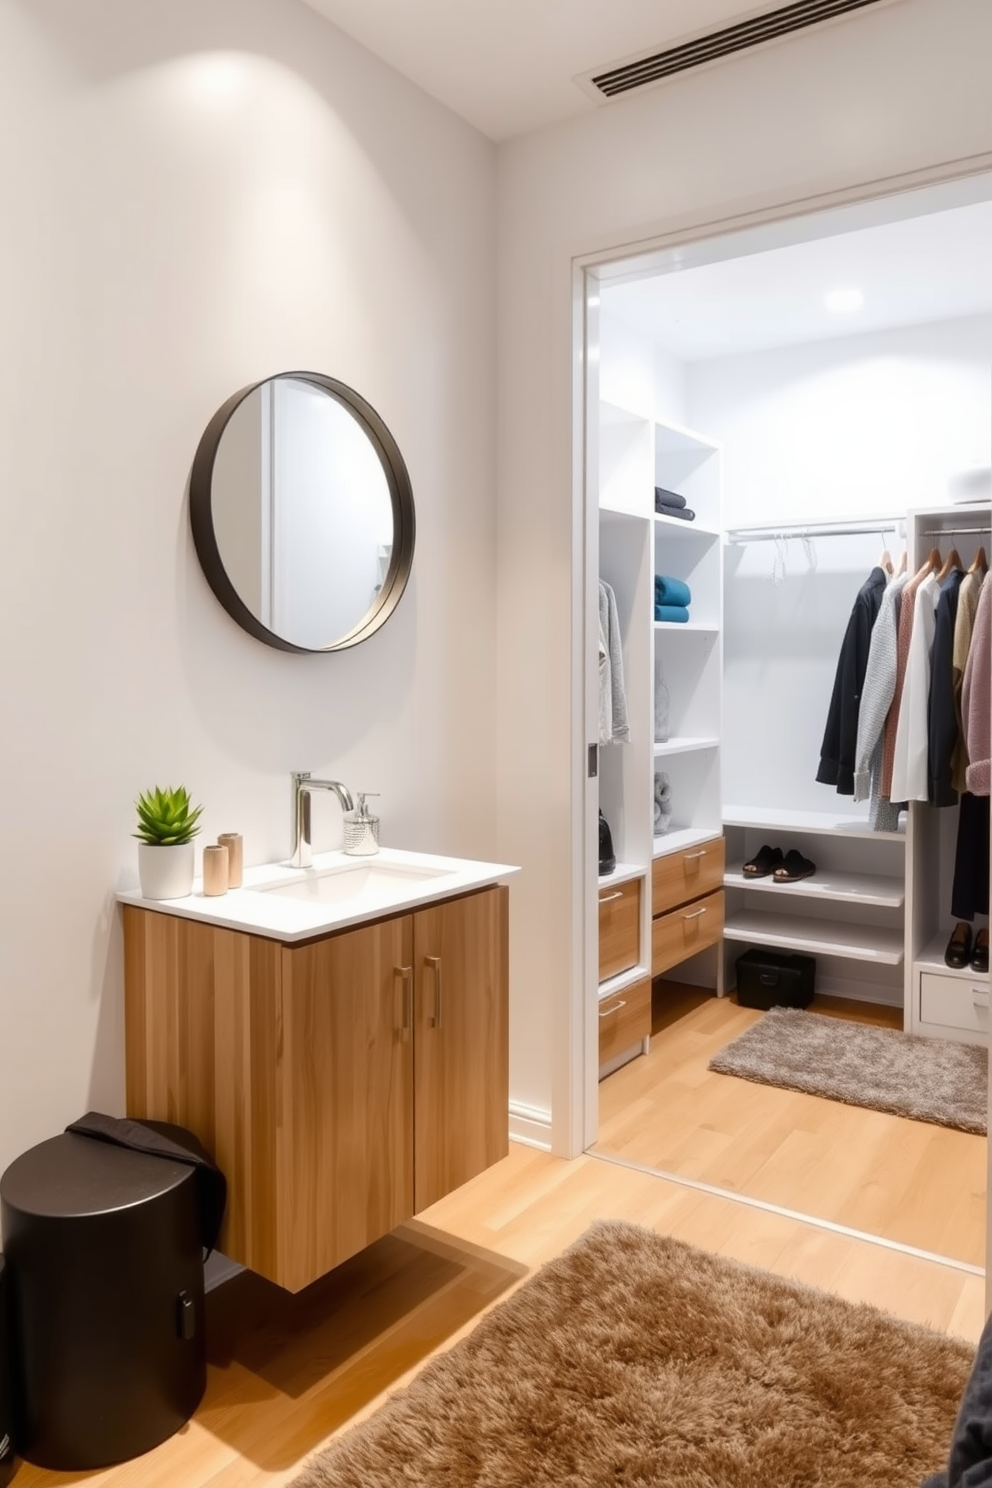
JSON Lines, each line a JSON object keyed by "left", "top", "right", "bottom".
{"left": 0, "top": 1133, "right": 194, "bottom": 1220}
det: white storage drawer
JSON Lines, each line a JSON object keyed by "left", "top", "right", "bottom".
{"left": 919, "top": 972, "right": 989, "bottom": 1038}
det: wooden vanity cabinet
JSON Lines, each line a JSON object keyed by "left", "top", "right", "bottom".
{"left": 123, "top": 884, "right": 508, "bottom": 1293}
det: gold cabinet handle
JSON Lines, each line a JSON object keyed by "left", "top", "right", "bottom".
{"left": 599, "top": 890, "right": 624, "bottom": 903}
{"left": 599, "top": 999, "right": 627, "bottom": 1018}
{"left": 683, "top": 850, "right": 708, "bottom": 861}
{"left": 683, "top": 907, "right": 707, "bottom": 921}
{"left": 426, "top": 955, "right": 442, "bottom": 1028}
{"left": 396, "top": 965, "right": 413, "bottom": 1042}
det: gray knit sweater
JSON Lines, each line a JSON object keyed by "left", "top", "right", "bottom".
{"left": 853, "top": 570, "right": 908, "bottom": 832}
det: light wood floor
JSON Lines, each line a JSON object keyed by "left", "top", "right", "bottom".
{"left": 594, "top": 983, "right": 988, "bottom": 1267}
{"left": 8, "top": 1142, "right": 985, "bottom": 1488}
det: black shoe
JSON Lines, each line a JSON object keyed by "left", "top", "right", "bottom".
{"left": 971, "top": 928, "right": 989, "bottom": 974}
{"left": 945, "top": 922, "right": 974, "bottom": 969}
{"left": 742, "top": 844, "right": 784, "bottom": 879}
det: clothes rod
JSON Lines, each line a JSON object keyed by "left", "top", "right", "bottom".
{"left": 725, "top": 518, "right": 904, "bottom": 543}
{"left": 919, "top": 525, "right": 992, "bottom": 536}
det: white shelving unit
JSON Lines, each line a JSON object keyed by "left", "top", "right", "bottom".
{"left": 723, "top": 910, "right": 905, "bottom": 965}
{"left": 723, "top": 865, "right": 905, "bottom": 909}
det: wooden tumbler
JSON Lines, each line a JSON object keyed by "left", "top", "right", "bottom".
{"left": 217, "top": 833, "right": 243, "bottom": 888}
{"left": 202, "top": 844, "right": 229, "bottom": 897}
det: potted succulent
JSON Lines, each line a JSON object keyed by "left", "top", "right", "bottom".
{"left": 134, "top": 785, "right": 204, "bottom": 900}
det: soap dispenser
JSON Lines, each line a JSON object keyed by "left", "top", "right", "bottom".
{"left": 342, "top": 793, "right": 380, "bottom": 857}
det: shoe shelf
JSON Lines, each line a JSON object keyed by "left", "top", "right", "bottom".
{"left": 724, "top": 865, "right": 905, "bottom": 909}
{"left": 916, "top": 931, "right": 990, "bottom": 982}
{"left": 723, "top": 910, "right": 905, "bottom": 965}
{"left": 653, "top": 736, "right": 719, "bottom": 758}
{"left": 723, "top": 804, "right": 906, "bottom": 843}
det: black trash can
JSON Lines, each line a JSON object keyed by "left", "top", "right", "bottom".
{"left": 0, "top": 1256, "right": 12, "bottom": 1467}
{"left": 0, "top": 1131, "right": 206, "bottom": 1469}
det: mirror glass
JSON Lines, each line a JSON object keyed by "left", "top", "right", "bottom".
{"left": 190, "top": 373, "right": 415, "bottom": 653}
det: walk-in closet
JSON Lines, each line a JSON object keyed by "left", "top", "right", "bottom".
{"left": 586, "top": 173, "right": 992, "bottom": 1269}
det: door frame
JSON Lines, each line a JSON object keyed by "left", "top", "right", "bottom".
{"left": 565, "top": 150, "right": 992, "bottom": 1286}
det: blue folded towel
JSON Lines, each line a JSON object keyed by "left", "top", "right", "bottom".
{"left": 655, "top": 604, "right": 690, "bottom": 624}
{"left": 655, "top": 575, "right": 692, "bottom": 608}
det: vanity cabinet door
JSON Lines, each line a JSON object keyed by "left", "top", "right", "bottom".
{"left": 412, "top": 886, "right": 509, "bottom": 1213}
{"left": 280, "top": 915, "right": 415, "bottom": 1291}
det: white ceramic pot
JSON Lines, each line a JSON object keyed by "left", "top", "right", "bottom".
{"left": 137, "top": 841, "right": 195, "bottom": 900}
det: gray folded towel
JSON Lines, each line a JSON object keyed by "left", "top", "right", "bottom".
{"left": 654, "top": 772, "right": 672, "bottom": 834}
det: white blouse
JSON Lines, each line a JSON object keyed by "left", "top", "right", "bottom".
{"left": 889, "top": 571, "right": 939, "bottom": 803}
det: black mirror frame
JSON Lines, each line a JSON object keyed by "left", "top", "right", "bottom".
{"left": 189, "top": 371, "right": 416, "bottom": 653}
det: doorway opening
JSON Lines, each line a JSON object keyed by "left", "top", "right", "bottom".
{"left": 584, "top": 169, "right": 992, "bottom": 1271}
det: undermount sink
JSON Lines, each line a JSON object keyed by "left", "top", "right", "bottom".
{"left": 257, "top": 860, "right": 454, "bottom": 909}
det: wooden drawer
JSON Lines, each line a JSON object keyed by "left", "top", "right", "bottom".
{"left": 598, "top": 977, "right": 651, "bottom": 1069}
{"left": 599, "top": 878, "right": 641, "bottom": 983}
{"left": 652, "top": 890, "right": 724, "bottom": 978}
{"left": 919, "top": 971, "right": 989, "bottom": 1040}
{"left": 652, "top": 837, "right": 724, "bottom": 917}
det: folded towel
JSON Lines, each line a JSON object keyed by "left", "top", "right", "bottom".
{"left": 655, "top": 575, "right": 691, "bottom": 608}
{"left": 657, "top": 503, "right": 696, "bottom": 522}
{"left": 655, "top": 604, "right": 690, "bottom": 624}
{"left": 654, "top": 771, "right": 672, "bottom": 834}
{"left": 654, "top": 487, "right": 686, "bottom": 510}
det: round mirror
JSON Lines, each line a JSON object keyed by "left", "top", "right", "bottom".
{"left": 190, "top": 372, "right": 415, "bottom": 652}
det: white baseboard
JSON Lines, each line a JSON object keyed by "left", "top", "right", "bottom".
{"left": 509, "top": 1100, "right": 553, "bottom": 1151}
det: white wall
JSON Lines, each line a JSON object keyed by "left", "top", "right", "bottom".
{"left": 495, "top": 0, "right": 992, "bottom": 1148}
{"left": 0, "top": 0, "right": 496, "bottom": 1177}
{"left": 690, "top": 314, "right": 992, "bottom": 812}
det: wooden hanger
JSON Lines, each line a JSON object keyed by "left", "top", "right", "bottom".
{"left": 969, "top": 546, "right": 988, "bottom": 575}
{"left": 913, "top": 547, "right": 941, "bottom": 582}
{"left": 897, "top": 550, "right": 909, "bottom": 575}
{"left": 878, "top": 547, "right": 893, "bottom": 575}
{"left": 937, "top": 547, "right": 962, "bottom": 582}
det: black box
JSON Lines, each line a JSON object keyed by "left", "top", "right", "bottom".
{"left": 735, "top": 949, "right": 815, "bottom": 1010}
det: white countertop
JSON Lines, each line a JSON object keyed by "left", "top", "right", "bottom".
{"left": 117, "top": 846, "right": 520, "bottom": 943}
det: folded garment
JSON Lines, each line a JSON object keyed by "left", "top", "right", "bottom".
{"left": 654, "top": 487, "right": 686, "bottom": 510}
{"left": 654, "top": 771, "right": 672, "bottom": 834}
{"left": 655, "top": 575, "right": 691, "bottom": 608}
{"left": 655, "top": 604, "right": 690, "bottom": 624}
{"left": 656, "top": 503, "right": 696, "bottom": 522}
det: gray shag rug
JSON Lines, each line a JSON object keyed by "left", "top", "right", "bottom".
{"left": 710, "top": 1006, "right": 988, "bottom": 1134}
{"left": 290, "top": 1221, "right": 972, "bottom": 1488}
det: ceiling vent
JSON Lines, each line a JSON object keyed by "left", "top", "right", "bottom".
{"left": 585, "top": 0, "right": 899, "bottom": 100}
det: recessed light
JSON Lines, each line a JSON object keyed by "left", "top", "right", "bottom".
{"left": 824, "top": 288, "right": 864, "bottom": 315}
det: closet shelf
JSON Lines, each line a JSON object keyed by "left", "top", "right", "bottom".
{"left": 598, "top": 965, "right": 651, "bottom": 1002}
{"left": 723, "top": 805, "right": 905, "bottom": 843}
{"left": 598, "top": 861, "right": 646, "bottom": 889}
{"left": 653, "top": 514, "right": 720, "bottom": 540}
{"left": 655, "top": 418, "right": 720, "bottom": 458}
{"left": 653, "top": 736, "right": 719, "bottom": 758}
{"left": 653, "top": 826, "right": 724, "bottom": 858}
{"left": 654, "top": 621, "right": 719, "bottom": 634}
{"left": 724, "top": 865, "right": 904, "bottom": 909}
{"left": 724, "top": 910, "right": 904, "bottom": 965}
{"left": 916, "top": 932, "right": 990, "bottom": 982}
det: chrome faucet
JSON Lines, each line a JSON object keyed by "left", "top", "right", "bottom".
{"left": 290, "top": 771, "right": 355, "bottom": 868}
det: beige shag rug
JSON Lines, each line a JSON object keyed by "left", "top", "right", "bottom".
{"left": 709, "top": 1006, "right": 988, "bottom": 1134}
{"left": 290, "top": 1221, "right": 972, "bottom": 1488}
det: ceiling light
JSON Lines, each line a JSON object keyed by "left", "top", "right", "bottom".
{"left": 824, "top": 288, "right": 864, "bottom": 315}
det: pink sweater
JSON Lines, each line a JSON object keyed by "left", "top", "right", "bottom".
{"left": 963, "top": 572, "right": 991, "bottom": 797}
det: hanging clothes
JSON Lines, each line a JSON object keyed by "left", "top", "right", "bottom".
{"left": 816, "top": 565, "right": 888, "bottom": 796}
{"left": 889, "top": 570, "right": 941, "bottom": 803}
{"left": 951, "top": 792, "right": 990, "bottom": 923}
{"left": 598, "top": 579, "right": 630, "bottom": 747}
{"left": 963, "top": 571, "right": 991, "bottom": 797}
{"left": 852, "top": 570, "right": 908, "bottom": 832}
{"left": 881, "top": 563, "right": 928, "bottom": 798}
{"left": 950, "top": 568, "right": 985, "bottom": 794}
{"left": 926, "top": 567, "right": 965, "bottom": 808}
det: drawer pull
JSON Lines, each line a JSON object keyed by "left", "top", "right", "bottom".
{"left": 683, "top": 907, "right": 707, "bottom": 921}
{"left": 396, "top": 965, "right": 413, "bottom": 1042}
{"left": 599, "top": 999, "right": 627, "bottom": 1018}
{"left": 683, "top": 851, "right": 708, "bottom": 861}
{"left": 426, "top": 955, "right": 443, "bottom": 1028}
{"left": 973, "top": 990, "right": 989, "bottom": 1009}
{"left": 599, "top": 890, "right": 624, "bottom": 903}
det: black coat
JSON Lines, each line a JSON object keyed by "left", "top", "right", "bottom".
{"left": 816, "top": 567, "right": 888, "bottom": 796}
{"left": 928, "top": 568, "right": 964, "bottom": 808}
